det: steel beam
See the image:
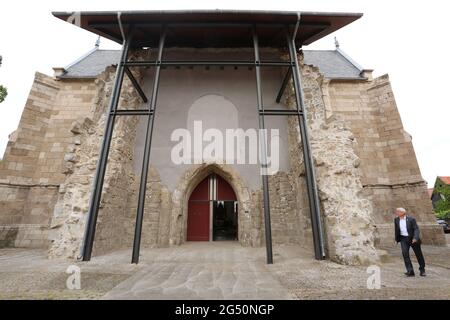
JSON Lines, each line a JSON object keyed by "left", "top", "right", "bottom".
{"left": 253, "top": 27, "right": 273, "bottom": 265}
{"left": 131, "top": 27, "right": 167, "bottom": 264}
{"left": 112, "top": 109, "right": 154, "bottom": 116}
{"left": 80, "top": 32, "right": 134, "bottom": 261}
{"left": 259, "top": 109, "right": 301, "bottom": 116}
{"left": 125, "top": 67, "right": 148, "bottom": 103}
{"left": 123, "top": 60, "right": 291, "bottom": 67}
{"left": 286, "top": 31, "right": 326, "bottom": 260}
{"left": 89, "top": 21, "right": 330, "bottom": 28}
{"left": 276, "top": 68, "right": 292, "bottom": 103}
{"left": 162, "top": 61, "right": 290, "bottom": 67}
{"left": 89, "top": 21, "right": 330, "bottom": 30}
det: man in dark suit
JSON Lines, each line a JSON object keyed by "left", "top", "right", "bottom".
{"left": 394, "top": 208, "right": 426, "bottom": 277}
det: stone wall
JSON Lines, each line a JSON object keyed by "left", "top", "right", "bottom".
{"left": 0, "top": 72, "right": 97, "bottom": 248}
{"left": 0, "top": 72, "right": 59, "bottom": 241}
{"left": 41, "top": 49, "right": 271, "bottom": 258}
{"left": 283, "top": 55, "right": 381, "bottom": 265}
{"left": 47, "top": 49, "right": 384, "bottom": 265}
{"left": 1, "top": 46, "right": 443, "bottom": 265}
{"left": 126, "top": 167, "right": 172, "bottom": 248}
{"left": 48, "top": 57, "right": 146, "bottom": 258}
{"left": 325, "top": 74, "right": 445, "bottom": 246}
{"left": 268, "top": 171, "right": 302, "bottom": 245}
{"left": 285, "top": 113, "right": 315, "bottom": 252}
{"left": 169, "top": 163, "right": 261, "bottom": 247}
{"left": 120, "top": 163, "right": 265, "bottom": 250}
{"left": 0, "top": 73, "right": 59, "bottom": 186}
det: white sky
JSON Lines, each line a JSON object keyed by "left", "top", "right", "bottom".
{"left": 0, "top": 0, "right": 449, "bottom": 187}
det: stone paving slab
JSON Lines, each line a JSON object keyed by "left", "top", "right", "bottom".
{"left": 102, "top": 243, "right": 292, "bottom": 300}
{"left": 272, "top": 244, "right": 450, "bottom": 300}
{"left": 0, "top": 242, "right": 449, "bottom": 300}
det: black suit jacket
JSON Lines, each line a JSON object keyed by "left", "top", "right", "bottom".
{"left": 394, "top": 216, "right": 421, "bottom": 244}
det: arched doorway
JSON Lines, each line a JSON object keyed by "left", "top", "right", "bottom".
{"left": 187, "top": 173, "right": 238, "bottom": 241}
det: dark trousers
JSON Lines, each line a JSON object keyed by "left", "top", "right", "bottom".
{"left": 400, "top": 236, "right": 425, "bottom": 273}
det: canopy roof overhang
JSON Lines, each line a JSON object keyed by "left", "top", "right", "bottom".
{"left": 52, "top": 10, "right": 362, "bottom": 48}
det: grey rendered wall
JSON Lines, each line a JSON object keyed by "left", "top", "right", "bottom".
{"left": 133, "top": 48, "right": 291, "bottom": 192}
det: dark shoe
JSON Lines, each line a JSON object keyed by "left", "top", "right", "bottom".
{"left": 405, "top": 272, "right": 415, "bottom": 277}
{"left": 420, "top": 270, "right": 426, "bottom": 277}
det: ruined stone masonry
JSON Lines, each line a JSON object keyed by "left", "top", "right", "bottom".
{"left": 0, "top": 47, "right": 445, "bottom": 266}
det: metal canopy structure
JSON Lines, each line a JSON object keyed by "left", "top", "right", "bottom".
{"left": 52, "top": 10, "right": 362, "bottom": 264}
{"left": 53, "top": 10, "right": 361, "bottom": 48}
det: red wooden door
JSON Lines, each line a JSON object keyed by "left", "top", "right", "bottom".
{"left": 187, "top": 174, "right": 238, "bottom": 241}
{"left": 186, "top": 202, "right": 210, "bottom": 241}
{"left": 187, "top": 177, "right": 209, "bottom": 241}
{"left": 217, "top": 175, "right": 237, "bottom": 201}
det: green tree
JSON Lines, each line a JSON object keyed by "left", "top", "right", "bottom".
{"left": 0, "top": 55, "right": 6, "bottom": 103}
{"left": 0, "top": 85, "right": 7, "bottom": 103}
{"left": 434, "top": 183, "right": 450, "bottom": 220}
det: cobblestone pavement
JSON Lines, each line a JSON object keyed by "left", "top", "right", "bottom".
{"left": 0, "top": 241, "right": 448, "bottom": 300}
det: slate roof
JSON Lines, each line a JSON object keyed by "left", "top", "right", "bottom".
{"left": 59, "top": 48, "right": 365, "bottom": 80}
{"left": 60, "top": 49, "right": 121, "bottom": 79}
{"left": 303, "top": 50, "right": 363, "bottom": 79}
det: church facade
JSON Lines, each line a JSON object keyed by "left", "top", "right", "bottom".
{"left": 0, "top": 10, "right": 445, "bottom": 266}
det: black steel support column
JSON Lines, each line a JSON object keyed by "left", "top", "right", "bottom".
{"left": 131, "top": 27, "right": 166, "bottom": 264}
{"left": 125, "top": 67, "right": 148, "bottom": 103}
{"left": 80, "top": 32, "right": 134, "bottom": 261}
{"left": 276, "top": 68, "right": 292, "bottom": 103}
{"left": 253, "top": 27, "right": 273, "bottom": 264}
{"left": 286, "top": 32, "right": 326, "bottom": 260}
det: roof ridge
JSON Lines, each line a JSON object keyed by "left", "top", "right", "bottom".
{"left": 335, "top": 47, "right": 363, "bottom": 71}
{"left": 64, "top": 47, "right": 99, "bottom": 70}
{"left": 437, "top": 176, "right": 450, "bottom": 185}
{"left": 303, "top": 49, "right": 336, "bottom": 52}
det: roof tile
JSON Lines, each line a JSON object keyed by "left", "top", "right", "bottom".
{"left": 61, "top": 48, "right": 365, "bottom": 80}
{"left": 438, "top": 176, "right": 450, "bottom": 185}
{"left": 303, "top": 50, "right": 363, "bottom": 79}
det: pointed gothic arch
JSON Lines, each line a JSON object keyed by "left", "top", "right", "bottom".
{"left": 169, "top": 163, "right": 260, "bottom": 247}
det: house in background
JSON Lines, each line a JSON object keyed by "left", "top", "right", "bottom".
{"left": 430, "top": 176, "right": 450, "bottom": 209}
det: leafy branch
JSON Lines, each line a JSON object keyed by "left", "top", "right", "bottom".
{"left": 434, "top": 183, "right": 450, "bottom": 219}
{"left": 0, "top": 85, "right": 7, "bottom": 103}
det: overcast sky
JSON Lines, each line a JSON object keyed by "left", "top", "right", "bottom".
{"left": 0, "top": 0, "right": 449, "bottom": 187}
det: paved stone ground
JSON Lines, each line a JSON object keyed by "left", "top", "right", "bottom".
{"left": 0, "top": 248, "right": 139, "bottom": 299}
{"left": 271, "top": 243, "right": 450, "bottom": 300}
{"left": 103, "top": 243, "right": 291, "bottom": 300}
{"left": 0, "top": 240, "right": 449, "bottom": 300}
